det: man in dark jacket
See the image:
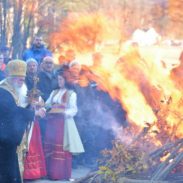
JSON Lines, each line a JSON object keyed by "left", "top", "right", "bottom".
{"left": 37, "top": 56, "right": 57, "bottom": 142}
{"left": 37, "top": 56, "right": 58, "bottom": 101}
{"left": 0, "top": 60, "right": 45, "bottom": 183}
{"left": 22, "top": 36, "right": 52, "bottom": 64}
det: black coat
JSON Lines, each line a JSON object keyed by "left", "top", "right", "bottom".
{"left": 0, "top": 88, "right": 34, "bottom": 183}
{"left": 37, "top": 71, "right": 58, "bottom": 101}
{"left": 25, "top": 74, "right": 34, "bottom": 90}
{"left": 0, "top": 70, "right": 5, "bottom": 81}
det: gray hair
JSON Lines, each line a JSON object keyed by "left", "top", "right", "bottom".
{"left": 43, "top": 56, "right": 54, "bottom": 63}
{"left": 26, "top": 58, "right": 38, "bottom": 65}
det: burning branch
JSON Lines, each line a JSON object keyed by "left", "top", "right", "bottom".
{"left": 151, "top": 139, "right": 183, "bottom": 180}
{"left": 150, "top": 138, "right": 183, "bottom": 159}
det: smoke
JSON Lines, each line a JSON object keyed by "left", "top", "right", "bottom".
{"left": 88, "top": 98, "right": 121, "bottom": 130}
{"left": 76, "top": 84, "right": 127, "bottom": 139}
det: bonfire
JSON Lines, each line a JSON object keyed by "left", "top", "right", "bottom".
{"left": 50, "top": 12, "right": 183, "bottom": 183}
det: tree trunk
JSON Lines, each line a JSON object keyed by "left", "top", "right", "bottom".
{"left": 11, "top": 0, "right": 23, "bottom": 58}
{"left": 0, "top": 0, "right": 7, "bottom": 47}
{"left": 22, "top": 13, "right": 33, "bottom": 52}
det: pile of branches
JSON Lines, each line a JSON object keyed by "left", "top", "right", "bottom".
{"left": 74, "top": 140, "right": 151, "bottom": 183}
{"left": 74, "top": 124, "right": 183, "bottom": 183}
{"left": 74, "top": 124, "right": 153, "bottom": 183}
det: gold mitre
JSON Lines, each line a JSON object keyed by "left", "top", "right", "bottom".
{"left": 7, "top": 59, "right": 27, "bottom": 77}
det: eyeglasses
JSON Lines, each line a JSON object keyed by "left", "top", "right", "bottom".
{"left": 44, "top": 62, "right": 53, "bottom": 65}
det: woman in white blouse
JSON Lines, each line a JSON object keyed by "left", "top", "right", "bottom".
{"left": 44, "top": 70, "right": 84, "bottom": 180}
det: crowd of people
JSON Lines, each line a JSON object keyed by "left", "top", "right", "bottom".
{"left": 0, "top": 35, "right": 128, "bottom": 183}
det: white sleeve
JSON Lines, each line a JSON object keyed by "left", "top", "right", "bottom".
{"left": 65, "top": 91, "right": 78, "bottom": 117}
{"left": 45, "top": 91, "right": 54, "bottom": 108}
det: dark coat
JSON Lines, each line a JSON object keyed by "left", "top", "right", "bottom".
{"left": 0, "top": 88, "right": 34, "bottom": 183}
{"left": 22, "top": 45, "right": 52, "bottom": 64}
{"left": 37, "top": 71, "right": 58, "bottom": 101}
{"left": 0, "top": 70, "right": 5, "bottom": 81}
{"left": 25, "top": 74, "right": 34, "bottom": 90}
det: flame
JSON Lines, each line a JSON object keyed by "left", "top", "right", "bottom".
{"left": 160, "top": 152, "right": 171, "bottom": 162}
{"left": 50, "top": 12, "right": 183, "bottom": 145}
{"left": 50, "top": 12, "right": 122, "bottom": 53}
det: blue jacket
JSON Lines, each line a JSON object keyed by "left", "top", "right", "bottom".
{"left": 22, "top": 45, "right": 52, "bottom": 64}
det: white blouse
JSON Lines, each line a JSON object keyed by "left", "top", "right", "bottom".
{"left": 46, "top": 88, "right": 84, "bottom": 154}
{"left": 45, "top": 89, "right": 78, "bottom": 118}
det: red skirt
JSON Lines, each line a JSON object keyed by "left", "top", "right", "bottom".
{"left": 44, "top": 114, "right": 72, "bottom": 180}
{"left": 23, "top": 121, "right": 47, "bottom": 179}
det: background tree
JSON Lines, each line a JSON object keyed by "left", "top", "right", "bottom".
{"left": 0, "top": 0, "right": 10, "bottom": 47}
{"left": 1, "top": 0, "right": 183, "bottom": 59}
{"left": 167, "top": 0, "right": 183, "bottom": 38}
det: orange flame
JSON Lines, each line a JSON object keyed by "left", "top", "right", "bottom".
{"left": 50, "top": 12, "right": 183, "bottom": 145}
{"left": 50, "top": 12, "right": 122, "bottom": 53}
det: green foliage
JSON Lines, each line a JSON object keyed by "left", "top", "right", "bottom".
{"left": 98, "top": 140, "right": 152, "bottom": 182}
{"left": 98, "top": 166, "right": 117, "bottom": 182}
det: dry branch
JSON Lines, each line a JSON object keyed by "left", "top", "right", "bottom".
{"left": 151, "top": 152, "right": 183, "bottom": 181}
{"left": 74, "top": 171, "right": 98, "bottom": 183}
{"left": 118, "top": 177, "right": 169, "bottom": 183}
{"left": 151, "top": 141, "right": 183, "bottom": 180}
{"left": 150, "top": 138, "right": 183, "bottom": 159}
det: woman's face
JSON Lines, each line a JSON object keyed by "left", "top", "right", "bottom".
{"left": 27, "top": 62, "right": 38, "bottom": 74}
{"left": 58, "top": 75, "right": 65, "bottom": 89}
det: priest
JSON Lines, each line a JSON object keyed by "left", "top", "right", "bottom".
{"left": 0, "top": 60, "right": 45, "bottom": 183}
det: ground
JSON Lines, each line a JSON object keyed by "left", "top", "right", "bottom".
{"left": 25, "top": 166, "right": 91, "bottom": 183}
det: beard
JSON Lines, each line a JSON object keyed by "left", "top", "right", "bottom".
{"left": 14, "top": 83, "right": 28, "bottom": 107}
{"left": 34, "top": 43, "right": 42, "bottom": 48}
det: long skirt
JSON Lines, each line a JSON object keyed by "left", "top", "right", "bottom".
{"left": 23, "top": 121, "right": 47, "bottom": 179}
{"left": 44, "top": 114, "right": 72, "bottom": 180}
